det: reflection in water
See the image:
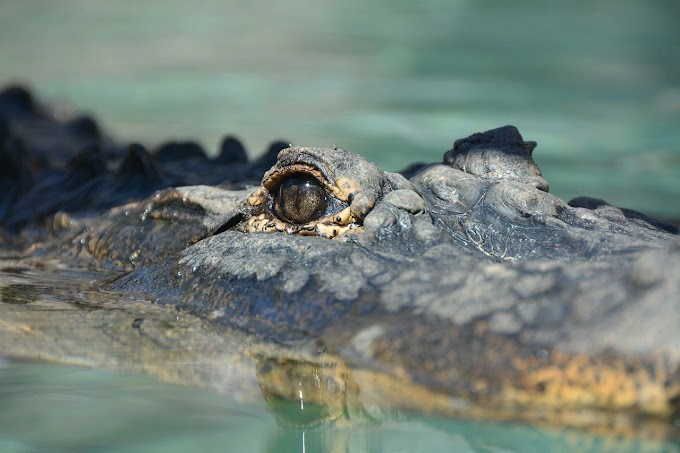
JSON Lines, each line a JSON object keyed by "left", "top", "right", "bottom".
{"left": 0, "top": 284, "right": 38, "bottom": 304}
{"left": 1, "top": 270, "right": 680, "bottom": 451}
{"left": 256, "top": 356, "right": 391, "bottom": 429}
{"left": 256, "top": 356, "right": 405, "bottom": 453}
{"left": 255, "top": 354, "right": 680, "bottom": 450}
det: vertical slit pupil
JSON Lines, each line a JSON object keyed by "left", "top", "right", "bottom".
{"left": 273, "top": 175, "right": 328, "bottom": 224}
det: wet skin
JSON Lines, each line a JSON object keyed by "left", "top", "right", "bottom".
{"left": 1, "top": 85, "right": 679, "bottom": 436}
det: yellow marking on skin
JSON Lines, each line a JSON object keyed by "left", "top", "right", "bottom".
{"left": 244, "top": 213, "right": 359, "bottom": 239}
{"left": 315, "top": 222, "right": 355, "bottom": 239}
{"left": 336, "top": 176, "right": 361, "bottom": 200}
{"left": 505, "top": 352, "right": 675, "bottom": 416}
{"left": 246, "top": 188, "right": 267, "bottom": 206}
{"left": 333, "top": 207, "right": 353, "bottom": 225}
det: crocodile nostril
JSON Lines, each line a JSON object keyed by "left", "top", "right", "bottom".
{"left": 273, "top": 175, "right": 329, "bottom": 224}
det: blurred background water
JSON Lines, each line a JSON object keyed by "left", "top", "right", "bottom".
{"left": 1, "top": 0, "right": 679, "bottom": 217}
{"left": 1, "top": 1, "right": 680, "bottom": 451}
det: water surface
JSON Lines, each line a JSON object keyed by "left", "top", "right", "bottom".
{"left": 1, "top": 358, "right": 678, "bottom": 452}
{"left": 1, "top": 267, "right": 678, "bottom": 452}
{"left": 1, "top": 0, "right": 679, "bottom": 216}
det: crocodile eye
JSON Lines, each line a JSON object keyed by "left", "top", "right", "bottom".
{"left": 273, "top": 175, "right": 329, "bottom": 224}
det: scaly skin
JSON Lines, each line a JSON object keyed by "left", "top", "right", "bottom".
{"left": 1, "top": 85, "right": 679, "bottom": 437}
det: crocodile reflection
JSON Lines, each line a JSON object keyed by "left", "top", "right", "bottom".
{"left": 256, "top": 357, "right": 355, "bottom": 429}
{"left": 254, "top": 352, "right": 680, "bottom": 440}
{"left": 256, "top": 356, "right": 406, "bottom": 430}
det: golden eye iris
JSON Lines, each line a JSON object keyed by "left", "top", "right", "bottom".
{"left": 272, "top": 175, "right": 329, "bottom": 224}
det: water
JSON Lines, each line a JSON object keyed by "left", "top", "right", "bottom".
{"left": 1, "top": 0, "right": 679, "bottom": 217}
{"left": 0, "top": 260, "right": 678, "bottom": 451}
{"left": 0, "top": 360, "right": 678, "bottom": 452}
{"left": 1, "top": 1, "right": 680, "bottom": 451}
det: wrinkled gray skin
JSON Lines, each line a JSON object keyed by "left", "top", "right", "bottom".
{"left": 3, "top": 113, "right": 680, "bottom": 435}
{"left": 53, "top": 125, "right": 679, "bottom": 427}
{"left": 106, "top": 126, "right": 679, "bottom": 344}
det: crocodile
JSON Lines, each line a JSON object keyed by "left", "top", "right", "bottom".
{"left": 1, "top": 85, "right": 679, "bottom": 436}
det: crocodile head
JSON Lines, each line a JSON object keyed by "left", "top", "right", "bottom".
{"left": 2, "top": 86, "right": 679, "bottom": 432}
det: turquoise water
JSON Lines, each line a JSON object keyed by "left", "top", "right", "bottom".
{"left": 1, "top": 0, "right": 679, "bottom": 217}
{"left": 1, "top": 1, "right": 680, "bottom": 451}
{"left": 1, "top": 360, "right": 678, "bottom": 452}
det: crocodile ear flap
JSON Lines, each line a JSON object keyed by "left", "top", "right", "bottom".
{"left": 209, "top": 211, "right": 246, "bottom": 236}
{"left": 204, "top": 198, "right": 269, "bottom": 238}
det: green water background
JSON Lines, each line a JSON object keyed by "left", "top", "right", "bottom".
{"left": 1, "top": 1, "right": 680, "bottom": 451}
{"left": 1, "top": 0, "right": 679, "bottom": 217}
